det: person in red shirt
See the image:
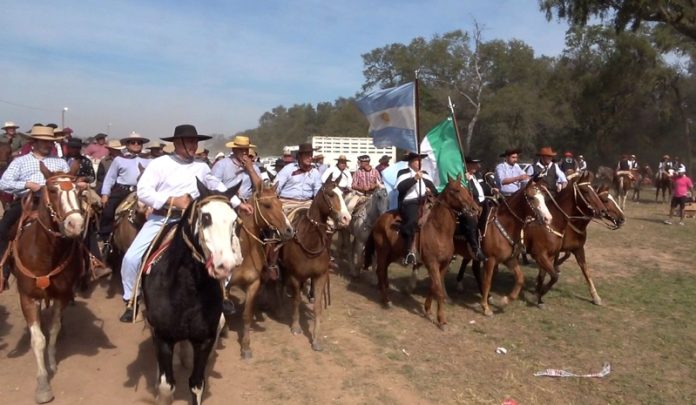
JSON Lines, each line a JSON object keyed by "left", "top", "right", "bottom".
{"left": 665, "top": 168, "right": 694, "bottom": 225}
{"left": 84, "top": 133, "right": 110, "bottom": 160}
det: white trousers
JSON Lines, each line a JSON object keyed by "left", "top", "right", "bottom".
{"left": 121, "top": 214, "right": 179, "bottom": 301}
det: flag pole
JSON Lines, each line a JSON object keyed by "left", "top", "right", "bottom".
{"left": 414, "top": 72, "right": 422, "bottom": 154}
{"left": 448, "top": 96, "right": 466, "bottom": 162}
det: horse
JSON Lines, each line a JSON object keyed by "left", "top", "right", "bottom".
{"left": 523, "top": 172, "right": 607, "bottom": 307}
{"left": 454, "top": 178, "right": 553, "bottom": 316}
{"left": 106, "top": 192, "right": 147, "bottom": 269}
{"left": 279, "top": 176, "right": 351, "bottom": 351}
{"left": 142, "top": 181, "right": 244, "bottom": 405}
{"left": 631, "top": 165, "right": 653, "bottom": 201}
{"left": 341, "top": 186, "right": 389, "bottom": 278}
{"left": 227, "top": 182, "right": 294, "bottom": 359}
{"left": 552, "top": 183, "right": 625, "bottom": 305}
{"left": 613, "top": 170, "right": 635, "bottom": 209}
{"left": 655, "top": 170, "right": 673, "bottom": 203}
{"left": 364, "top": 175, "right": 479, "bottom": 329}
{"left": 7, "top": 163, "right": 85, "bottom": 404}
{"left": 594, "top": 166, "right": 614, "bottom": 190}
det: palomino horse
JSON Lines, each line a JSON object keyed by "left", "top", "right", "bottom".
{"left": 8, "top": 163, "right": 85, "bottom": 404}
{"left": 455, "top": 178, "right": 553, "bottom": 316}
{"left": 523, "top": 172, "right": 607, "bottom": 306}
{"left": 142, "top": 181, "right": 244, "bottom": 405}
{"left": 364, "top": 175, "right": 479, "bottom": 329}
{"left": 341, "top": 186, "right": 389, "bottom": 277}
{"left": 613, "top": 170, "right": 635, "bottom": 209}
{"left": 552, "top": 183, "right": 625, "bottom": 305}
{"left": 279, "top": 176, "right": 351, "bottom": 351}
{"left": 655, "top": 170, "right": 673, "bottom": 203}
{"left": 228, "top": 183, "right": 294, "bottom": 359}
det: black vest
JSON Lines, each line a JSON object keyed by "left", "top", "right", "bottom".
{"left": 533, "top": 162, "right": 558, "bottom": 191}
{"left": 559, "top": 157, "right": 577, "bottom": 172}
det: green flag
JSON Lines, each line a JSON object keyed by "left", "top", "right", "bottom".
{"left": 420, "top": 116, "right": 466, "bottom": 191}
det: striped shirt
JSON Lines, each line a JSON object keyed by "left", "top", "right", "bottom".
{"left": 0, "top": 153, "right": 70, "bottom": 196}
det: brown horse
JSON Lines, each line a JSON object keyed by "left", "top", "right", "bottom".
{"left": 455, "top": 178, "right": 553, "bottom": 316}
{"left": 655, "top": 171, "right": 673, "bottom": 203}
{"left": 228, "top": 183, "right": 294, "bottom": 359}
{"left": 553, "top": 183, "right": 626, "bottom": 305}
{"left": 279, "top": 176, "right": 351, "bottom": 351}
{"left": 524, "top": 172, "right": 607, "bottom": 306}
{"left": 107, "top": 193, "right": 147, "bottom": 266}
{"left": 8, "top": 163, "right": 85, "bottom": 404}
{"left": 613, "top": 171, "right": 635, "bottom": 209}
{"left": 364, "top": 175, "right": 479, "bottom": 329}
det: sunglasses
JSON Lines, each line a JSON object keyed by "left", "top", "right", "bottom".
{"left": 127, "top": 140, "right": 144, "bottom": 145}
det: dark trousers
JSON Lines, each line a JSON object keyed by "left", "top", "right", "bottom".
{"left": 0, "top": 199, "right": 22, "bottom": 280}
{"left": 98, "top": 186, "right": 131, "bottom": 238}
{"left": 458, "top": 212, "right": 480, "bottom": 252}
{"left": 399, "top": 199, "right": 421, "bottom": 251}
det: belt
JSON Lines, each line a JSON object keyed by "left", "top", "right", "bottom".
{"left": 152, "top": 207, "right": 183, "bottom": 217}
{"left": 114, "top": 183, "right": 136, "bottom": 192}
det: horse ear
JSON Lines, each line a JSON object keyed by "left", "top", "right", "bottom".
{"left": 324, "top": 173, "right": 334, "bottom": 186}
{"left": 196, "top": 178, "right": 210, "bottom": 198}
{"left": 68, "top": 160, "right": 80, "bottom": 177}
{"left": 39, "top": 161, "right": 53, "bottom": 180}
{"left": 224, "top": 181, "right": 242, "bottom": 201}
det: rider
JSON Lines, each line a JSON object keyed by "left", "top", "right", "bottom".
{"left": 98, "top": 132, "right": 151, "bottom": 244}
{"left": 495, "top": 148, "right": 529, "bottom": 197}
{"left": 119, "top": 124, "right": 253, "bottom": 322}
{"left": 65, "top": 138, "right": 96, "bottom": 182}
{"left": 396, "top": 152, "right": 437, "bottom": 265}
{"left": 0, "top": 126, "right": 72, "bottom": 291}
{"left": 312, "top": 153, "right": 328, "bottom": 176}
{"left": 322, "top": 155, "right": 353, "bottom": 194}
{"left": 577, "top": 154, "right": 588, "bottom": 171}
{"left": 531, "top": 147, "right": 567, "bottom": 194}
{"left": 96, "top": 140, "right": 124, "bottom": 194}
{"left": 559, "top": 151, "right": 578, "bottom": 173}
{"left": 1, "top": 121, "right": 27, "bottom": 156}
{"left": 84, "top": 133, "right": 110, "bottom": 160}
{"left": 672, "top": 156, "right": 687, "bottom": 174}
{"left": 351, "top": 154, "right": 383, "bottom": 212}
{"left": 211, "top": 135, "right": 262, "bottom": 200}
{"left": 275, "top": 143, "right": 323, "bottom": 206}
{"left": 462, "top": 157, "right": 489, "bottom": 261}
{"left": 375, "top": 155, "right": 391, "bottom": 173}
{"left": 657, "top": 155, "right": 673, "bottom": 180}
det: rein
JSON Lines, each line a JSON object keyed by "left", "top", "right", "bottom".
{"left": 292, "top": 186, "right": 337, "bottom": 257}
{"left": 181, "top": 195, "right": 236, "bottom": 267}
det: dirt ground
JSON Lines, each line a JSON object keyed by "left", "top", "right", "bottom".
{"left": 0, "top": 194, "right": 695, "bottom": 404}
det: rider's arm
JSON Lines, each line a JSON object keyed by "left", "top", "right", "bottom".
{"left": 101, "top": 157, "right": 120, "bottom": 196}
{"left": 274, "top": 165, "right": 291, "bottom": 192}
{"left": 0, "top": 158, "right": 28, "bottom": 194}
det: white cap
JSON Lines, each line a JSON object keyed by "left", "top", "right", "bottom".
{"left": 678, "top": 167, "right": 686, "bottom": 174}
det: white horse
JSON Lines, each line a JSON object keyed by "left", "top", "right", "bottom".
{"left": 339, "top": 187, "right": 389, "bottom": 277}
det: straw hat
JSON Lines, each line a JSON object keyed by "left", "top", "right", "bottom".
{"left": 106, "top": 139, "right": 125, "bottom": 150}
{"left": 2, "top": 121, "right": 19, "bottom": 130}
{"left": 335, "top": 154, "right": 350, "bottom": 162}
{"left": 162, "top": 143, "right": 175, "bottom": 154}
{"left": 214, "top": 152, "right": 225, "bottom": 159}
{"left": 28, "top": 126, "right": 62, "bottom": 141}
{"left": 225, "top": 135, "right": 256, "bottom": 149}
{"left": 120, "top": 131, "right": 150, "bottom": 144}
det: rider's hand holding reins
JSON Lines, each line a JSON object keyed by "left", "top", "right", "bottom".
{"left": 25, "top": 181, "right": 41, "bottom": 192}
{"left": 238, "top": 202, "right": 253, "bottom": 215}
{"left": 169, "top": 194, "right": 192, "bottom": 210}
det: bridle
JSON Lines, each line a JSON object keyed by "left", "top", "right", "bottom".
{"left": 240, "top": 190, "right": 290, "bottom": 246}
{"left": 39, "top": 175, "right": 83, "bottom": 236}
{"left": 501, "top": 183, "right": 549, "bottom": 226}
{"left": 181, "top": 194, "right": 238, "bottom": 270}
{"left": 294, "top": 183, "right": 340, "bottom": 256}
{"left": 597, "top": 190, "right": 624, "bottom": 230}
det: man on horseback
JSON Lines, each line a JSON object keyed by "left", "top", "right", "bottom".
{"left": 322, "top": 155, "right": 353, "bottom": 193}
{"left": 0, "top": 126, "right": 72, "bottom": 291}
{"left": 495, "top": 148, "right": 529, "bottom": 197}
{"left": 212, "top": 135, "right": 262, "bottom": 199}
{"left": 119, "top": 124, "right": 253, "bottom": 322}
{"left": 84, "top": 133, "right": 110, "bottom": 160}
{"left": 577, "top": 154, "right": 588, "bottom": 171}
{"left": 531, "top": 147, "right": 567, "bottom": 194}
{"left": 98, "top": 132, "right": 151, "bottom": 245}
{"left": 275, "top": 142, "right": 323, "bottom": 207}
{"left": 559, "top": 151, "right": 579, "bottom": 173}
{"left": 351, "top": 155, "right": 383, "bottom": 211}
{"left": 462, "top": 156, "right": 489, "bottom": 261}
{"left": 657, "top": 155, "right": 673, "bottom": 181}
{"left": 312, "top": 153, "right": 328, "bottom": 176}
{"left": 396, "top": 152, "right": 437, "bottom": 265}
{"left": 672, "top": 156, "right": 686, "bottom": 174}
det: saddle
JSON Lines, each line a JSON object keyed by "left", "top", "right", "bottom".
{"left": 390, "top": 198, "right": 436, "bottom": 231}
{"left": 115, "top": 192, "right": 139, "bottom": 220}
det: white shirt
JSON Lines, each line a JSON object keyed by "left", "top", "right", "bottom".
{"left": 467, "top": 172, "right": 485, "bottom": 203}
{"left": 137, "top": 155, "right": 241, "bottom": 210}
{"left": 321, "top": 165, "right": 352, "bottom": 189}
{"left": 396, "top": 167, "right": 435, "bottom": 201}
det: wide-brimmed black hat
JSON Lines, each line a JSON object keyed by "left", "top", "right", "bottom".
{"left": 465, "top": 156, "right": 481, "bottom": 164}
{"left": 66, "top": 137, "right": 85, "bottom": 148}
{"left": 161, "top": 124, "right": 212, "bottom": 142}
{"left": 297, "top": 143, "right": 315, "bottom": 154}
{"left": 404, "top": 152, "right": 427, "bottom": 161}
{"left": 499, "top": 148, "right": 521, "bottom": 158}
{"left": 94, "top": 133, "right": 107, "bottom": 140}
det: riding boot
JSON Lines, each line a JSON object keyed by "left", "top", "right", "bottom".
{"left": 119, "top": 300, "right": 135, "bottom": 323}
{"left": 402, "top": 234, "right": 417, "bottom": 265}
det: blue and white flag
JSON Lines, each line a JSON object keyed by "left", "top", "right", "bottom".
{"left": 355, "top": 82, "right": 417, "bottom": 152}
{"left": 380, "top": 160, "right": 408, "bottom": 210}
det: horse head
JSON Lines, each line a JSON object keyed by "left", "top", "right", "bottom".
{"left": 317, "top": 174, "right": 351, "bottom": 228}
{"left": 186, "top": 180, "right": 244, "bottom": 279}
{"left": 254, "top": 182, "right": 294, "bottom": 241}
{"left": 368, "top": 186, "right": 389, "bottom": 219}
{"left": 523, "top": 176, "right": 553, "bottom": 225}
{"left": 596, "top": 185, "right": 626, "bottom": 229}
{"left": 39, "top": 161, "right": 85, "bottom": 238}
{"left": 571, "top": 171, "right": 608, "bottom": 218}
{"left": 442, "top": 174, "right": 480, "bottom": 216}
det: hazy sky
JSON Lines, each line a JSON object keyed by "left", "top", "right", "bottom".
{"left": 1, "top": 0, "right": 568, "bottom": 140}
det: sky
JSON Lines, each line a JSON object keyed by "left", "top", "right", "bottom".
{"left": 0, "top": 0, "right": 569, "bottom": 140}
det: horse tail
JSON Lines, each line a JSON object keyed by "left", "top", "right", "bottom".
{"left": 363, "top": 232, "right": 375, "bottom": 271}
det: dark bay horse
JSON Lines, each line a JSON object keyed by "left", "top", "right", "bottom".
{"left": 655, "top": 171, "right": 673, "bottom": 203}
{"left": 228, "top": 183, "right": 294, "bottom": 359}
{"left": 523, "top": 172, "right": 607, "bottom": 306}
{"left": 364, "top": 175, "right": 479, "bottom": 329}
{"left": 142, "top": 181, "right": 244, "bottom": 405}
{"left": 279, "top": 176, "right": 351, "bottom": 351}
{"left": 8, "top": 163, "right": 85, "bottom": 404}
{"left": 106, "top": 192, "right": 147, "bottom": 269}
{"left": 455, "top": 179, "right": 553, "bottom": 316}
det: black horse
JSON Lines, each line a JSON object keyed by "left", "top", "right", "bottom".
{"left": 143, "top": 181, "right": 243, "bottom": 405}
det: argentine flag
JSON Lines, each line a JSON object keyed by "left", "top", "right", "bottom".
{"left": 356, "top": 82, "right": 417, "bottom": 152}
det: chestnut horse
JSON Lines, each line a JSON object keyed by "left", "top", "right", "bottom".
{"left": 524, "top": 172, "right": 607, "bottom": 306}
{"left": 279, "top": 176, "right": 351, "bottom": 351}
{"left": 8, "top": 163, "right": 85, "bottom": 404}
{"left": 655, "top": 171, "right": 673, "bottom": 203}
{"left": 454, "top": 179, "right": 552, "bottom": 315}
{"left": 106, "top": 193, "right": 147, "bottom": 269}
{"left": 364, "top": 175, "right": 479, "bottom": 329}
{"left": 228, "top": 183, "right": 294, "bottom": 359}
{"left": 613, "top": 171, "right": 635, "bottom": 209}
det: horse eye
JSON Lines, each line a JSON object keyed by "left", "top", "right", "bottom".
{"left": 201, "top": 213, "right": 212, "bottom": 227}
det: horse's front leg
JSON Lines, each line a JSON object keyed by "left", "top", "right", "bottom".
{"left": 480, "top": 259, "right": 497, "bottom": 316}
{"left": 375, "top": 254, "right": 391, "bottom": 307}
{"left": 350, "top": 235, "right": 363, "bottom": 278}
{"left": 288, "top": 275, "right": 302, "bottom": 335}
{"left": 434, "top": 260, "right": 450, "bottom": 330}
{"left": 47, "top": 298, "right": 68, "bottom": 374}
{"left": 310, "top": 272, "right": 329, "bottom": 351}
{"left": 20, "top": 294, "right": 53, "bottom": 404}
{"left": 188, "top": 337, "right": 216, "bottom": 405}
{"left": 241, "top": 278, "right": 260, "bottom": 360}
{"left": 573, "top": 248, "right": 602, "bottom": 305}
{"left": 153, "top": 335, "right": 176, "bottom": 405}
{"left": 535, "top": 254, "right": 559, "bottom": 306}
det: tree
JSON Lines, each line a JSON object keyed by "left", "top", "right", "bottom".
{"left": 540, "top": 0, "right": 696, "bottom": 42}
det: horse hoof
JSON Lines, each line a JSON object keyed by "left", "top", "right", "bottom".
{"left": 311, "top": 341, "right": 323, "bottom": 352}
{"left": 438, "top": 323, "right": 448, "bottom": 332}
{"left": 538, "top": 302, "right": 545, "bottom": 310}
{"left": 35, "top": 378, "right": 53, "bottom": 404}
{"left": 483, "top": 308, "right": 494, "bottom": 317}
{"left": 241, "top": 349, "right": 253, "bottom": 360}
{"left": 593, "top": 297, "right": 603, "bottom": 306}
{"left": 290, "top": 326, "right": 302, "bottom": 335}
{"left": 382, "top": 301, "right": 392, "bottom": 309}
{"left": 500, "top": 296, "right": 509, "bottom": 306}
